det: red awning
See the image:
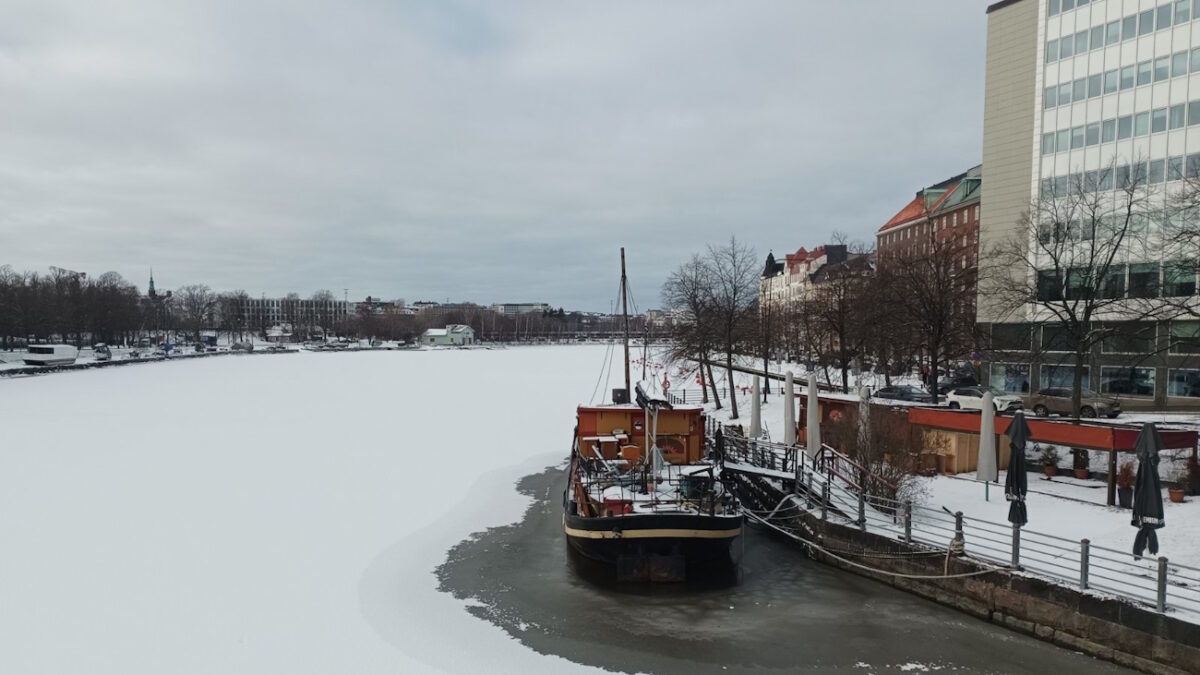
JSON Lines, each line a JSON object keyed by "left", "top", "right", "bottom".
{"left": 907, "top": 407, "right": 1198, "bottom": 452}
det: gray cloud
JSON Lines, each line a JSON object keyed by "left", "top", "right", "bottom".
{"left": 0, "top": 0, "right": 993, "bottom": 310}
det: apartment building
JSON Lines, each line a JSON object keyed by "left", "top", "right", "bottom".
{"left": 982, "top": 0, "right": 1200, "bottom": 408}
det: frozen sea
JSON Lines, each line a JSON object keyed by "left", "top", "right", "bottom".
{"left": 0, "top": 346, "right": 1136, "bottom": 674}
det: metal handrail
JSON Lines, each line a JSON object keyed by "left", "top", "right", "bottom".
{"left": 717, "top": 425, "right": 1200, "bottom": 619}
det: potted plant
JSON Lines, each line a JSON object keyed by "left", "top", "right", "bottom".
{"left": 1186, "top": 457, "right": 1200, "bottom": 497}
{"left": 1072, "top": 448, "right": 1090, "bottom": 480}
{"left": 1039, "top": 445, "right": 1060, "bottom": 478}
{"left": 1116, "top": 461, "right": 1135, "bottom": 508}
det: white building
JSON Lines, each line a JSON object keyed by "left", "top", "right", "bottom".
{"left": 983, "top": 0, "right": 1200, "bottom": 406}
{"left": 422, "top": 324, "right": 476, "bottom": 346}
{"left": 490, "top": 302, "right": 550, "bottom": 316}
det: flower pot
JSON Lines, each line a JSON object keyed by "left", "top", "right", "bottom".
{"left": 1074, "top": 468, "right": 1090, "bottom": 480}
{"left": 1168, "top": 487, "right": 1186, "bottom": 504}
{"left": 1044, "top": 464, "right": 1057, "bottom": 477}
{"left": 1117, "top": 487, "right": 1133, "bottom": 508}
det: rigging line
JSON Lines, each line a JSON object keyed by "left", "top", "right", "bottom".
{"left": 588, "top": 338, "right": 613, "bottom": 405}
{"left": 743, "top": 510, "right": 1010, "bottom": 580}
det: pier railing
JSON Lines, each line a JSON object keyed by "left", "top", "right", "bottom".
{"left": 715, "top": 428, "right": 1200, "bottom": 621}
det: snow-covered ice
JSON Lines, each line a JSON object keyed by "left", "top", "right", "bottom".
{"left": 0, "top": 346, "right": 624, "bottom": 675}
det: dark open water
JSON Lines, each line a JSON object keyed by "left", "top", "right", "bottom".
{"left": 436, "top": 466, "right": 1135, "bottom": 675}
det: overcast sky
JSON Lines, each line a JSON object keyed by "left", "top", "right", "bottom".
{"left": 1, "top": 1, "right": 995, "bottom": 311}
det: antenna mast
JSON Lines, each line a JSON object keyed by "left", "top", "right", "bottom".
{"left": 621, "top": 248, "right": 631, "bottom": 397}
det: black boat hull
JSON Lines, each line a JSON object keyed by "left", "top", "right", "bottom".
{"left": 563, "top": 509, "right": 742, "bottom": 578}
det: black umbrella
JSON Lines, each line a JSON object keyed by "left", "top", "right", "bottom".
{"left": 1132, "top": 423, "right": 1165, "bottom": 558}
{"left": 1004, "top": 410, "right": 1030, "bottom": 527}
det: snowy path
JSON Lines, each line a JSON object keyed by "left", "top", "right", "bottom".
{"left": 0, "top": 347, "right": 620, "bottom": 675}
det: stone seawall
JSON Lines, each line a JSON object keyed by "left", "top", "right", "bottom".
{"left": 733, "top": 475, "right": 1200, "bottom": 675}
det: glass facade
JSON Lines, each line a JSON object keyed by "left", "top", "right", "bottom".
{"left": 1041, "top": 364, "right": 1090, "bottom": 390}
{"left": 1100, "top": 366, "right": 1156, "bottom": 397}
{"left": 990, "top": 363, "right": 1031, "bottom": 393}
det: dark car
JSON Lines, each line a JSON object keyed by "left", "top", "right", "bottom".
{"left": 874, "top": 385, "right": 934, "bottom": 403}
{"left": 1026, "top": 387, "right": 1121, "bottom": 418}
{"left": 936, "top": 374, "right": 978, "bottom": 395}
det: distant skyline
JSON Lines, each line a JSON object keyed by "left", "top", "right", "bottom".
{"left": 1, "top": 1, "right": 993, "bottom": 312}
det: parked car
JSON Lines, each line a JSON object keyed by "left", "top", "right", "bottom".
{"left": 231, "top": 342, "right": 254, "bottom": 352}
{"left": 945, "top": 386, "right": 1024, "bottom": 412}
{"left": 873, "top": 385, "right": 934, "bottom": 403}
{"left": 92, "top": 343, "right": 112, "bottom": 361}
{"left": 936, "top": 374, "right": 978, "bottom": 395}
{"left": 1026, "top": 387, "right": 1121, "bottom": 418}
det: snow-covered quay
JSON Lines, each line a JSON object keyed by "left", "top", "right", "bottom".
{"left": 0, "top": 347, "right": 618, "bottom": 675}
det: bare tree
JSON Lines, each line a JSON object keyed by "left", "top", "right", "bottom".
{"left": 704, "top": 237, "right": 758, "bottom": 419}
{"left": 878, "top": 221, "right": 980, "bottom": 403}
{"left": 985, "top": 166, "right": 1162, "bottom": 418}
{"left": 176, "top": 284, "right": 216, "bottom": 342}
{"left": 662, "top": 254, "right": 721, "bottom": 408}
{"left": 804, "top": 256, "right": 874, "bottom": 393}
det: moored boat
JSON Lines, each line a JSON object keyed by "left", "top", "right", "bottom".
{"left": 563, "top": 249, "right": 741, "bottom": 582}
{"left": 23, "top": 344, "right": 78, "bottom": 367}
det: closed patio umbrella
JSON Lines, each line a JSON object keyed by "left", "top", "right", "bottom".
{"left": 1132, "top": 423, "right": 1165, "bottom": 558}
{"left": 978, "top": 392, "right": 999, "bottom": 483}
{"left": 1004, "top": 410, "right": 1030, "bottom": 527}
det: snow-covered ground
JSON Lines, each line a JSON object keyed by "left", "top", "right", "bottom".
{"left": 0, "top": 346, "right": 624, "bottom": 675}
{"left": 656, "top": 351, "right": 1200, "bottom": 620}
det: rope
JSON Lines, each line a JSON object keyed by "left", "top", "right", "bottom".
{"left": 744, "top": 510, "right": 1009, "bottom": 581}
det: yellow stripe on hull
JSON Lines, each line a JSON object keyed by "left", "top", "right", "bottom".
{"left": 563, "top": 524, "right": 742, "bottom": 540}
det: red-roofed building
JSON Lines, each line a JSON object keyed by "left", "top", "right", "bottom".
{"left": 877, "top": 164, "right": 981, "bottom": 273}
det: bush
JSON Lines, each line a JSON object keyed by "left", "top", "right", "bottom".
{"left": 1116, "top": 461, "right": 1136, "bottom": 489}
{"left": 1038, "top": 445, "right": 1061, "bottom": 467}
{"left": 1071, "top": 448, "right": 1090, "bottom": 470}
{"left": 1186, "top": 457, "right": 1200, "bottom": 496}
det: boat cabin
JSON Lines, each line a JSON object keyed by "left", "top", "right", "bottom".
{"left": 576, "top": 404, "right": 706, "bottom": 465}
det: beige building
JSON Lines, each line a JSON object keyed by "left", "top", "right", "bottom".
{"left": 982, "top": 0, "right": 1200, "bottom": 408}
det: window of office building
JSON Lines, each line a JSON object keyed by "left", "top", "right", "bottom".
{"left": 1171, "top": 320, "right": 1200, "bottom": 353}
{"left": 1041, "top": 324, "right": 1074, "bottom": 352}
{"left": 991, "top": 364, "right": 1031, "bottom": 394}
{"left": 992, "top": 323, "right": 1033, "bottom": 351}
{"left": 1128, "top": 263, "right": 1160, "bottom": 298}
{"left": 1102, "top": 322, "right": 1156, "bottom": 353}
{"left": 1163, "top": 261, "right": 1198, "bottom": 297}
{"left": 1168, "top": 369, "right": 1200, "bottom": 397}
{"left": 1100, "top": 366, "right": 1156, "bottom": 397}
{"left": 1041, "top": 364, "right": 1090, "bottom": 390}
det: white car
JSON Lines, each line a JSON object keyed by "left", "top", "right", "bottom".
{"left": 945, "top": 386, "right": 1024, "bottom": 412}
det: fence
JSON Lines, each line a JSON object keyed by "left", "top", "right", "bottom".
{"left": 718, "top": 429, "right": 1200, "bottom": 620}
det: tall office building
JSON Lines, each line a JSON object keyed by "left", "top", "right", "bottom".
{"left": 983, "top": 0, "right": 1200, "bottom": 408}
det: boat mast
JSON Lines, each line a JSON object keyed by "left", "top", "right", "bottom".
{"left": 621, "top": 247, "right": 631, "bottom": 397}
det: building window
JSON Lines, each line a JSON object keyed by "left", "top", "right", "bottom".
{"left": 1155, "top": 57, "right": 1170, "bottom": 82}
{"left": 1041, "top": 364, "right": 1090, "bottom": 390}
{"left": 1128, "top": 263, "right": 1161, "bottom": 298}
{"left": 1137, "top": 61, "right": 1153, "bottom": 86}
{"left": 992, "top": 323, "right": 1032, "bottom": 351}
{"left": 1174, "top": 51, "right": 1189, "bottom": 78}
{"left": 1139, "top": 9, "right": 1155, "bottom": 36}
{"left": 1177, "top": 0, "right": 1192, "bottom": 24}
{"left": 1171, "top": 321, "right": 1200, "bottom": 353}
{"left": 1122, "top": 15, "right": 1138, "bottom": 40}
{"left": 1171, "top": 104, "right": 1187, "bottom": 130}
{"left": 1163, "top": 261, "right": 1197, "bottom": 297}
{"left": 1168, "top": 369, "right": 1200, "bottom": 397}
{"left": 1134, "top": 112, "right": 1150, "bottom": 137}
{"left": 1102, "top": 322, "right": 1156, "bottom": 353}
{"left": 1100, "top": 367, "right": 1156, "bottom": 397}
{"left": 1041, "top": 324, "right": 1074, "bottom": 352}
{"left": 1152, "top": 108, "right": 1168, "bottom": 134}
{"left": 991, "top": 363, "right": 1031, "bottom": 393}
{"left": 1158, "top": 3, "right": 1174, "bottom": 29}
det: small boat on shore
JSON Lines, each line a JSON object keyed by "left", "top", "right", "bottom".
{"left": 563, "top": 249, "right": 741, "bottom": 582}
{"left": 23, "top": 344, "right": 78, "bottom": 367}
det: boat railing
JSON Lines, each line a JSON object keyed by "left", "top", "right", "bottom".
{"left": 572, "top": 456, "right": 737, "bottom": 518}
